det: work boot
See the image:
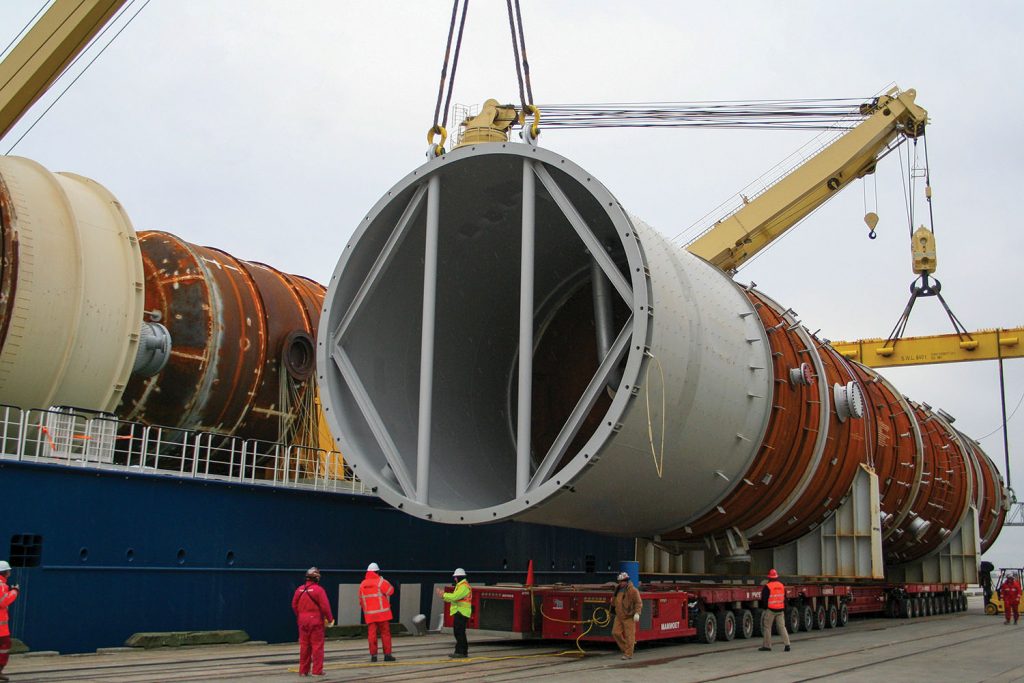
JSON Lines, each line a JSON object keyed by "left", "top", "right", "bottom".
{"left": 785, "top": 645, "right": 791, "bottom": 652}
{"left": 758, "top": 646, "right": 771, "bottom": 652}
{"left": 370, "top": 655, "right": 378, "bottom": 662}
{"left": 384, "top": 654, "right": 396, "bottom": 662}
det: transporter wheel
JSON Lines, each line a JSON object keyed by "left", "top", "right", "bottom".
{"left": 912, "top": 597, "right": 921, "bottom": 618}
{"left": 826, "top": 603, "right": 838, "bottom": 628}
{"left": 716, "top": 610, "right": 736, "bottom": 642}
{"left": 960, "top": 594, "right": 968, "bottom": 612}
{"left": 751, "top": 608, "right": 765, "bottom": 637}
{"left": 787, "top": 606, "right": 801, "bottom": 634}
{"left": 813, "top": 603, "right": 827, "bottom": 629}
{"left": 926, "top": 595, "right": 935, "bottom": 616}
{"left": 736, "top": 609, "right": 755, "bottom": 639}
{"left": 799, "top": 604, "right": 814, "bottom": 632}
{"left": 838, "top": 603, "right": 849, "bottom": 627}
{"left": 944, "top": 595, "right": 952, "bottom": 613}
{"left": 885, "top": 599, "right": 898, "bottom": 619}
{"left": 696, "top": 610, "right": 717, "bottom": 644}
{"left": 899, "top": 598, "right": 911, "bottom": 619}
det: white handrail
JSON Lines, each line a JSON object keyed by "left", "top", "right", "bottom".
{"left": 0, "top": 404, "right": 368, "bottom": 495}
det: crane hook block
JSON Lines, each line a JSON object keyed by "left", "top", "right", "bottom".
{"left": 911, "top": 225, "right": 937, "bottom": 275}
{"left": 864, "top": 212, "right": 879, "bottom": 239}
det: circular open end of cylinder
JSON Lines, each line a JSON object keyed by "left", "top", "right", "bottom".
{"left": 318, "top": 144, "right": 646, "bottom": 524}
{"left": 283, "top": 330, "right": 315, "bottom": 381}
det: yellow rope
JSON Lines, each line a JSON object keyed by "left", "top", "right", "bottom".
{"left": 287, "top": 605, "right": 617, "bottom": 671}
{"left": 644, "top": 351, "right": 667, "bottom": 478}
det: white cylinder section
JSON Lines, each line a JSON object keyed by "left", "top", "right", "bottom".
{"left": 317, "top": 143, "right": 773, "bottom": 534}
{"left": 0, "top": 156, "right": 144, "bottom": 413}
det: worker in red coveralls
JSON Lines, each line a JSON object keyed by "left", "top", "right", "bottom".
{"left": 292, "top": 567, "right": 335, "bottom": 677}
{"left": 359, "top": 562, "right": 397, "bottom": 663}
{"left": 1001, "top": 571, "right": 1021, "bottom": 625}
{"left": 0, "top": 561, "right": 19, "bottom": 683}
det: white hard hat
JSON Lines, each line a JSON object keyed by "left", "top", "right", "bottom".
{"left": 616, "top": 572, "right": 630, "bottom": 581}
{"left": 0, "top": 561, "right": 10, "bottom": 572}
{"left": 453, "top": 567, "right": 467, "bottom": 577}
{"left": 367, "top": 562, "right": 380, "bottom": 572}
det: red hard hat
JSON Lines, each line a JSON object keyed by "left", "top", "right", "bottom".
{"left": 767, "top": 569, "right": 779, "bottom": 579}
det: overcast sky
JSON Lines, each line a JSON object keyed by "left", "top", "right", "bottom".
{"left": 3, "top": 0, "right": 1021, "bottom": 567}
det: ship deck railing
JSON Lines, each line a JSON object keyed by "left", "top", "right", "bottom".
{"left": 0, "top": 404, "right": 371, "bottom": 496}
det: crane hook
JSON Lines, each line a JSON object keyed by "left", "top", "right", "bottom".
{"left": 864, "top": 212, "right": 879, "bottom": 240}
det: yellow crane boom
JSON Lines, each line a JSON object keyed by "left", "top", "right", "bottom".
{"left": 686, "top": 87, "right": 927, "bottom": 272}
{"left": 0, "top": 0, "right": 128, "bottom": 141}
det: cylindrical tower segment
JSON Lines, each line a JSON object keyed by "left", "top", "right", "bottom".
{"left": 318, "top": 144, "right": 773, "bottom": 534}
{"left": 317, "top": 142, "right": 1005, "bottom": 562}
{"left": 117, "top": 231, "right": 325, "bottom": 441}
{"left": 0, "top": 156, "right": 144, "bottom": 413}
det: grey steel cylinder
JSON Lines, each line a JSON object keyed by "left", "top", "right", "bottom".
{"left": 317, "top": 142, "right": 773, "bottom": 534}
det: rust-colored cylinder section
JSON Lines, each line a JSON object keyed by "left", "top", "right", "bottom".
{"left": 116, "top": 231, "right": 325, "bottom": 442}
{"left": 657, "top": 284, "right": 1004, "bottom": 564}
{"left": 848, "top": 361, "right": 1006, "bottom": 563}
{"left": 965, "top": 434, "right": 1008, "bottom": 553}
{"left": 663, "top": 290, "right": 827, "bottom": 544}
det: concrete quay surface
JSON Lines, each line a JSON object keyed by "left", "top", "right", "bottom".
{"left": 6, "top": 596, "right": 1021, "bottom": 682}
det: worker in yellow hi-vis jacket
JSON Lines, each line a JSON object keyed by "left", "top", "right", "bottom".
{"left": 438, "top": 568, "right": 472, "bottom": 658}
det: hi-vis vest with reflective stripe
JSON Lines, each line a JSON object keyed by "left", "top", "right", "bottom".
{"left": 359, "top": 575, "right": 393, "bottom": 616}
{"left": 0, "top": 578, "right": 16, "bottom": 637}
{"left": 766, "top": 580, "right": 786, "bottom": 611}
{"left": 446, "top": 579, "right": 472, "bottom": 617}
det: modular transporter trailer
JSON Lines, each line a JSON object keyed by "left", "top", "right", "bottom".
{"left": 442, "top": 581, "right": 970, "bottom": 644}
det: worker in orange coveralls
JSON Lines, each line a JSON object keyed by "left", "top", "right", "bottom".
{"left": 610, "top": 571, "right": 642, "bottom": 660}
{"left": 0, "top": 561, "right": 20, "bottom": 683}
{"left": 1001, "top": 571, "right": 1021, "bottom": 625}
{"left": 359, "top": 562, "right": 397, "bottom": 663}
{"left": 292, "top": 567, "right": 335, "bottom": 676}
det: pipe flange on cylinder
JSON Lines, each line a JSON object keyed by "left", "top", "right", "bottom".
{"left": 833, "top": 381, "right": 864, "bottom": 422}
{"left": 132, "top": 322, "right": 172, "bottom": 377}
{"left": 789, "top": 362, "right": 814, "bottom": 386}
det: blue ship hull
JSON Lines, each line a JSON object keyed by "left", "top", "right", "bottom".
{"left": 0, "top": 460, "right": 632, "bottom": 653}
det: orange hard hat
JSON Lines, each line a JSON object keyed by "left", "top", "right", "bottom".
{"left": 767, "top": 569, "right": 779, "bottom": 579}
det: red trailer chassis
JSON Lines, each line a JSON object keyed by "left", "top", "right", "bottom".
{"left": 443, "top": 581, "right": 969, "bottom": 644}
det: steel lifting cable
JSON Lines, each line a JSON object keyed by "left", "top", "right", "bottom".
{"left": 428, "top": 0, "right": 469, "bottom": 155}
{"left": 506, "top": 0, "right": 538, "bottom": 139}
{"left": 922, "top": 129, "right": 936, "bottom": 235}
{"left": 534, "top": 98, "right": 869, "bottom": 131}
{"left": 505, "top": 0, "right": 527, "bottom": 112}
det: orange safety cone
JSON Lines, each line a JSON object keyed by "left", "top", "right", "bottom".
{"left": 525, "top": 559, "right": 535, "bottom": 587}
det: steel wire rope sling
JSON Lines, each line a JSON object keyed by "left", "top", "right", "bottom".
{"left": 427, "top": 0, "right": 541, "bottom": 156}
{"left": 882, "top": 128, "right": 973, "bottom": 352}
{"left": 506, "top": 0, "right": 539, "bottom": 142}
{"left": 427, "top": 0, "right": 468, "bottom": 156}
